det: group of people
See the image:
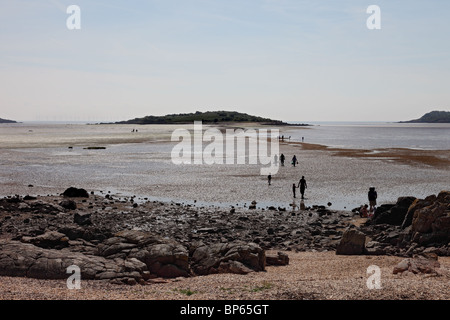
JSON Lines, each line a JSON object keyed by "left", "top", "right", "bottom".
{"left": 275, "top": 153, "right": 300, "bottom": 167}
{"left": 271, "top": 150, "right": 379, "bottom": 213}
{"left": 359, "top": 187, "right": 378, "bottom": 218}
{"left": 268, "top": 153, "right": 307, "bottom": 199}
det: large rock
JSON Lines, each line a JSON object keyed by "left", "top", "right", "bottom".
{"left": 62, "top": 187, "right": 89, "bottom": 198}
{"left": 393, "top": 254, "right": 441, "bottom": 275}
{"left": 0, "top": 240, "right": 147, "bottom": 282}
{"left": 370, "top": 197, "right": 416, "bottom": 226}
{"left": 190, "top": 241, "right": 265, "bottom": 275}
{"left": 74, "top": 212, "right": 92, "bottom": 226}
{"left": 266, "top": 251, "right": 289, "bottom": 266}
{"left": 401, "top": 195, "right": 437, "bottom": 229}
{"left": 410, "top": 191, "right": 450, "bottom": 245}
{"left": 97, "top": 230, "right": 191, "bottom": 278}
{"left": 59, "top": 199, "right": 77, "bottom": 210}
{"left": 21, "top": 231, "right": 69, "bottom": 249}
{"left": 336, "top": 229, "right": 366, "bottom": 255}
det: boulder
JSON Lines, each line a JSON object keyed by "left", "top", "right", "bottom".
{"left": 266, "top": 251, "right": 289, "bottom": 266}
{"left": 21, "top": 231, "right": 69, "bottom": 249}
{"left": 74, "top": 212, "right": 92, "bottom": 226}
{"left": 97, "top": 230, "right": 191, "bottom": 278}
{"left": 59, "top": 199, "right": 77, "bottom": 210}
{"left": 190, "top": 241, "right": 265, "bottom": 275}
{"left": 370, "top": 197, "right": 416, "bottom": 226}
{"left": 336, "top": 229, "right": 366, "bottom": 255}
{"left": 63, "top": 187, "right": 89, "bottom": 198}
{"left": 393, "top": 254, "right": 441, "bottom": 275}
{"left": 410, "top": 191, "right": 450, "bottom": 245}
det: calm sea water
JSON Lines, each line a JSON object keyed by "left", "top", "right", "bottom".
{"left": 285, "top": 122, "right": 450, "bottom": 150}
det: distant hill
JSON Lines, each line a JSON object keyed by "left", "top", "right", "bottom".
{"left": 0, "top": 117, "right": 17, "bottom": 124}
{"left": 114, "top": 111, "right": 292, "bottom": 125}
{"left": 401, "top": 110, "right": 450, "bottom": 123}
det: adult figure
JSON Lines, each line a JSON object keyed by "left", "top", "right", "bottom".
{"left": 280, "top": 153, "right": 285, "bottom": 166}
{"left": 368, "top": 187, "right": 377, "bottom": 213}
{"left": 291, "top": 155, "right": 298, "bottom": 167}
{"left": 298, "top": 176, "right": 307, "bottom": 199}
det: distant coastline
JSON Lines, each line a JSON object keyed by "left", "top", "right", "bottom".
{"left": 399, "top": 110, "right": 450, "bottom": 123}
{"left": 0, "top": 117, "right": 17, "bottom": 124}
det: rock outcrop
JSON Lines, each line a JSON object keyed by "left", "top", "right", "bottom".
{"left": 0, "top": 240, "right": 147, "bottom": 284}
{"left": 335, "top": 228, "right": 366, "bottom": 255}
{"left": 359, "top": 191, "right": 450, "bottom": 256}
{"left": 393, "top": 253, "right": 442, "bottom": 275}
{"left": 190, "top": 242, "right": 265, "bottom": 275}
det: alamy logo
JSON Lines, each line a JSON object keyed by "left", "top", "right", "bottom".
{"left": 366, "top": 5, "right": 381, "bottom": 30}
{"left": 171, "top": 121, "right": 280, "bottom": 175}
{"left": 66, "top": 5, "right": 81, "bottom": 30}
{"left": 366, "top": 265, "right": 382, "bottom": 289}
{"left": 66, "top": 265, "right": 81, "bottom": 289}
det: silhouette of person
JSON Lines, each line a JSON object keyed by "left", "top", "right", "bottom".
{"left": 368, "top": 187, "right": 377, "bottom": 213}
{"left": 280, "top": 154, "right": 285, "bottom": 166}
{"left": 268, "top": 175, "right": 272, "bottom": 185}
{"left": 298, "top": 176, "right": 307, "bottom": 199}
{"left": 291, "top": 155, "right": 298, "bottom": 167}
{"left": 292, "top": 183, "right": 297, "bottom": 198}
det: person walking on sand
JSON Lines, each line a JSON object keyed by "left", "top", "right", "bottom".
{"left": 268, "top": 175, "right": 272, "bottom": 185}
{"left": 280, "top": 153, "right": 285, "bottom": 166}
{"left": 368, "top": 187, "right": 377, "bottom": 213}
{"left": 298, "top": 176, "right": 307, "bottom": 199}
{"left": 291, "top": 155, "right": 298, "bottom": 167}
{"left": 292, "top": 183, "right": 297, "bottom": 198}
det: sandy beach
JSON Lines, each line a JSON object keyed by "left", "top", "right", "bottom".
{"left": 1, "top": 250, "right": 449, "bottom": 300}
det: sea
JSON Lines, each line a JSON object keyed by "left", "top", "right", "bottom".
{"left": 285, "top": 121, "right": 450, "bottom": 150}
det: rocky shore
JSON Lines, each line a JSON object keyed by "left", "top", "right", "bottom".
{"left": 0, "top": 188, "right": 449, "bottom": 287}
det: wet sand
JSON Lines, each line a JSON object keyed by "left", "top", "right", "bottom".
{"left": 298, "top": 141, "right": 450, "bottom": 169}
{"left": 0, "top": 123, "right": 449, "bottom": 211}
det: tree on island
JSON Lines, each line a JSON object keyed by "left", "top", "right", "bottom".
{"left": 114, "top": 111, "right": 295, "bottom": 125}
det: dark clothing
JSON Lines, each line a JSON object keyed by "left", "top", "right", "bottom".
{"left": 368, "top": 190, "right": 377, "bottom": 201}
{"left": 298, "top": 178, "right": 307, "bottom": 199}
{"left": 280, "top": 154, "right": 285, "bottom": 166}
{"left": 368, "top": 188, "right": 377, "bottom": 211}
{"left": 292, "top": 184, "right": 297, "bottom": 198}
{"left": 292, "top": 156, "right": 298, "bottom": 167}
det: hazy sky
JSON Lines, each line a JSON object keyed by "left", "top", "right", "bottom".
{"left": 1, "top": 0, "right": 449, "bottom": 122}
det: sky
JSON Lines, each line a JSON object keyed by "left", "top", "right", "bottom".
{"left": 0, "top": 0, "right": 449, "bottom": 122}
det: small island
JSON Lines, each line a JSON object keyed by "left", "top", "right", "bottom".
{"left": 113, "top": 110, "right": 307, "bottom": 126}
{"left": 0, "top": 117, "right": 17, "bottom": 124}
{"left": 401, "top": 110, "right": 450, "bottom": 123}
